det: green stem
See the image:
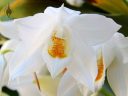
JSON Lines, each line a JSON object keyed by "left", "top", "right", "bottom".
{"left": 99, "top": 87, "right": 114, "bottom": 96}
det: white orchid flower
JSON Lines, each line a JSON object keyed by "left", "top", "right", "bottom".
{"left": 0, "top": 40, "right": 19, "bottom": 89}
{"left": 0, "top": 47, "right": 59, "bottom": 96}
{"left": 103, "top": 32, "right": 128, "bottom": 96}
{"left": 0, "top": 5, "right": 121, "bottom": 92}
{"left": 0, "top": 40, "right": 60, "bottom": 96}
{"left": 78, "top": 32, "right": 128, "bottom": 96}
{"left": 0, "top": 41, "right": 44, "bottom": 96}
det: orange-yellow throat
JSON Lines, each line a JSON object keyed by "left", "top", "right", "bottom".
{"left": 95, "top": 53, "right": 104, "bottom": 82}
{"left": 48, "top": 34, "right": 67, "bottom": 58}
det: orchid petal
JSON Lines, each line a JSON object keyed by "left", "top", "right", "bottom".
{"left": 18, "top": 83, "right": 41, "bottom": 96}
{"left": 1, "top": 39, "right": 20, "bottom": 61}
{"left": 107, "top": 53, "right": 128, "bottom": 96}
{"left": 79, "top": 84, "right": 93, "bottom": 96}
{"left": 3, "top": 16, "right": 55, "bottom": 79}
{"left": 65, "top": 14, "right": 121, "bottom": 45}
{"left": 15, "top": 13, "right": 54, "bottom": 43}
{"left": 44, "top": 5, "right": 80, "bottom": 29}
{"left": 68, "top": 35, "right": 97, "bottom": 91}
{"left": 44, "top": 5, "right": 80, "bottom": 18}
{"left": 0, "top": 21, "right": 19, "bottom": 39}
{"left": 8, "top": 75, "right": 44, "bottom": 96}
{"left": 8, "top": 43, "right": 45, "bottom": 79}
{"left": 102, "top": 38, "right": 116, "bottom": 68}
{"left": 113, "top": 33, "right": 128, "bottom": 64}
{"left": 0, "top": 54, "right": 5, "bottom": 86}
{"left": 0, "top": 40, "right": 20, "bottom": 85}
{"left": 57, "top": 72, "right": 81, "bottom": 96}
{"left": 107, "top": 33, "right": 128, "bottom": 96}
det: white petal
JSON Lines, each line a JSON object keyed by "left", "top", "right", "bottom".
{"left": 0, "top": 40, "right": 20, "bottom": 85}
{"left": 8, "top": 75, "right": 45, "bottom": 96}
{"left": 1, "top": 40, "right": 20, "bottom": 50}
{"left": 0, "top": 21, "right": 19, "bottom": 39}
{"left": 65, "top": 14, "right": 121, "bottom": 45}
{"left": 102, "top": 39, "right": 116, "bottom": 68}
{"left": 44, "top": 5, "right": 80, "bottom": 18}
{"left": 18, "top": 83, "right": 41, "bottom": 96}
{"left": 98, "top": 32, "right": 125, "bottom": 71}
{"left": 107, "top": 56, "right": 128, "bottom": 96}
{"left": 8, "top": 75, "right": 33, "bottom": 89}
{"left": 1, "top": 39, "right": 20, "bottom": 61}
{"left": 6, "top": 23, "right": 53, "bottom": 79}
{"left": 44, "top": 5, "right": 80, "bottom": 28}
{"left": 57, "top": 72, "right": 81, "bottom": 96}
{"left": 9, "top": 20, "right": 55, "bottom": 78}
{"left": 113, "top": 33, "right": 128, "bottom": 64}
{"left": 15, "top": 13, "right": 54, "bottom": 44}
{"left": 9, "top": 43, "right": 45, "bottom": 79}
{"left": 0, "top": 54, "right": 5, "bottom": 85}
{"left": 10, "top": 52, "right": 45, "bottom": 79}
{"left": 79, "top": 84, "right": 93, "bottom": 96}
{"left": 68, "top": 35, "right": 97, "bottom": 91}
{"left": 1, "top": 64, "right": 9, "bottom": 86}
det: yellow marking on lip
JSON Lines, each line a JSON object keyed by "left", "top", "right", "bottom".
{"left": 95, "top": 53, "right": 104, "bottom": 82}
{"left": 48, "top": 34, "right": 67, "bottom": 59}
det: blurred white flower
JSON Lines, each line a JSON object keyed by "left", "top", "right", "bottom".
{"left": 66, "top": 0, "right": 84, "bottom": 7}
{"left": 78, "top": 32, "right": 128, "bottom": 95}
{"left": 101, "top": 32, "right": 128, "bottom": 96}
{"left": 0, "top": 5, "right": 121, "bottom": 93}
{"left": 0, "top": 48, "right": 60, "bottom": 96}
{"left": 0, "top": 49, "right": 42, "bottom": 96}
{"left": 0, "top": 26, "right": 46, "bottom": 79}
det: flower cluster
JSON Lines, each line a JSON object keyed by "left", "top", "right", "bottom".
{"left": 0, "top": 5, "right": 128, "bottom": 96}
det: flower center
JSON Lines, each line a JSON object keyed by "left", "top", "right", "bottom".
{"left": 95, "top": 53, "right": 104, "bottom": 82}
{"left": 48, "top": 33, "right": 67, "bottom": 58}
